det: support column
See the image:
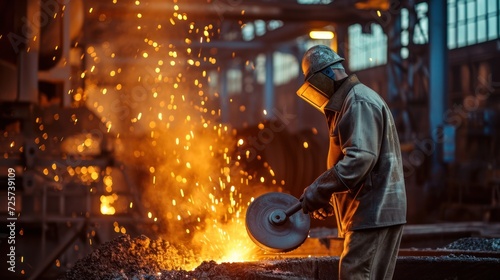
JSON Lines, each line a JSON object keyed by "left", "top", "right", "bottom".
{"left": 264, "top": 50, "right": 274, "bottom": 118}
{"left": 220, "top": 68, "right": 229, "bottom": 123}
{"left": 428, "top": 0, "right": 448, "bottom": 185}
{"left": 334, "top": 24, "right": 348, "bottom": 65}
{"left": 17, "top": 0, "right": 40, "bottom": 103}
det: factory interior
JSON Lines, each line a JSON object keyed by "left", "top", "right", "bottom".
{"left": 0, "top": 0, "right": 499, "bottom": 279}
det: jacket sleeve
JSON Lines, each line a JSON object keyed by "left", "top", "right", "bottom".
{"left": 309, "top": 98, "right": 383, "bottom": 194}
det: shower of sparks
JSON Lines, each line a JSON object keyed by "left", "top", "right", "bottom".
{"left": 76, "top": 0, "right": 280, "bottom": 269}
{"left": 0, "top": 0, "right": 289, "bottom": 271}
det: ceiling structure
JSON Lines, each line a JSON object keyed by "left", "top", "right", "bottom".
{"left": 83, "top": 0, "right": 393, "bottom": 61}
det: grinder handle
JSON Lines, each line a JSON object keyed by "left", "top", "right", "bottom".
{"left": 284, "top": 201, "right": 303, "bottom": 217}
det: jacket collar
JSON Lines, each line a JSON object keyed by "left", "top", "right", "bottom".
{"left": 324, "top": 74, "right": 360, "bottom": 113}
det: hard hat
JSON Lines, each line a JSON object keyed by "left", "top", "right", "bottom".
{"left": 302, "top": 45, "right": 344, "bottom": 81}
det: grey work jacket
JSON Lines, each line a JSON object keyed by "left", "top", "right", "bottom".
{"left": 318, "top": 74, "right": 407, "bottom": 235}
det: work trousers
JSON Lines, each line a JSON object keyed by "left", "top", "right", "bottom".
{"left": 339, "top": 224, "right": 404, "bottom": 280}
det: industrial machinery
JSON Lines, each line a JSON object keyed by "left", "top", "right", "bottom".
{"left": 0, "top": 1, "right": 152, "bottom": 278}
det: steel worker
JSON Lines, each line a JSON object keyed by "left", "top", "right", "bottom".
{"left": 297, "top": 45, "right": 407, "bottom": 280}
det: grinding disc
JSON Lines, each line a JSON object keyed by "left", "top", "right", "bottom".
{"left": 245, "top": 192, "right": 310, "bottom": 253}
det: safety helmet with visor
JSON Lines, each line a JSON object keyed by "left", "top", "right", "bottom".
{"left": 296, "top": 45, "right": 345, "bottom": 112}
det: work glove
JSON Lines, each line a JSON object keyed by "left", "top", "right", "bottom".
{"left": 300, "top": 185, "right": 334, "bottom": 214}
{"left": 300, "top": 167, "right": 348, "bottom": 214}
{"left": 311, "top": 204, "right": 335, "bottom": 220}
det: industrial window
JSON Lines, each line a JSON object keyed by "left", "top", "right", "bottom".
{"left": 348, "top": 23, "right": 387, "bottom": 71}
{"left": 448, "top": 0, "right": 500, "bottom": 49}
{"left": 241, "top": 21, "right": 266, "bottom": 41}
{"left": 242, "top": 20, "right": 284, "bottom": 41}
{"left": 274, "top": 52, "right": 299, "bottom": 85}
{"left": 255, "top": 54, "right": 266, "bottom": 84}
{"left": 400, "top": 2, "right": 429, "bottom": 59}
{"left": 227, "top": 69, "right": 242, "bottom": 94}
{"left": 242, "top": 24, "right": 255, "bottom": 41}
{"left": 254, "top": 52, "right": 299, "bottom": 86}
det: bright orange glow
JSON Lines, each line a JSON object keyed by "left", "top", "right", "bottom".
{"left": 78, "top": 0, "right": 287, "bottom": 270}
{"left": 100, "top": 194, "right": 118, "bottom": 215}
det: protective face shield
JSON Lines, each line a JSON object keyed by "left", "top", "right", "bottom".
{"left": 296, "top": 66, "right": 336, "bottom": 112}
{"left": 297, "top": 45, "right": 345, "bottom": 112}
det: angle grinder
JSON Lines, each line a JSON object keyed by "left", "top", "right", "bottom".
{"left": 245, "top": 192, "right": 310, "bottom": 253}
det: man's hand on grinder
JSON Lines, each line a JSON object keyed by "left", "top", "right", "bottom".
{"left": 300, "top": 185, "right": 332, "bottom": 214}
{"left": 300, "top": 168, "right": 349, "bottom": 214}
